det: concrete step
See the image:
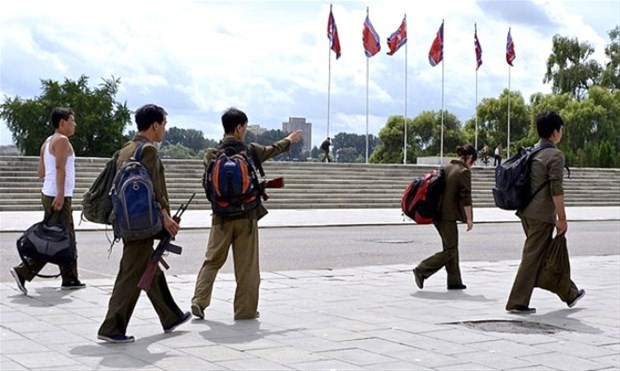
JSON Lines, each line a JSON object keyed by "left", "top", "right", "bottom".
{"left": 1, "top": 156, "right": 619, "bottom": 212}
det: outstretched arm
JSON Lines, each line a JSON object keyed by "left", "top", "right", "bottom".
{"left": 253, "top": 130, "right": 303, "bottom": 163}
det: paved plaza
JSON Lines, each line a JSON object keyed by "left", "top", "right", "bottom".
{"left": 1, "top": 207, "right": 619, "bottom": 370}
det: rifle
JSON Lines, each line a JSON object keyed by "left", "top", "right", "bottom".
{"left": 260, "top": 177, "right": 284, "bottom": 201}
{"left": 137, "top": 192, "right": 196, "bottom": 291}
{"left": 248, "top": 148, "right": 285, "bottom": 201}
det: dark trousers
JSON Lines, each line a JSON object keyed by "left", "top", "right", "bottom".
{"left": 98, "top": 237, "right": 184, "bottom": 336}
{"left": 14, "top": 195, "right": 79, "bottom": 283}
{"left": 322, "top": 150, "right": 331, "bottom": 162}
{"left": 415, "top": 220, "right": 463, "bottom": 286}
{"left": 494, "top": 155, "right": 502, "bottom": 166}
{"left": 506, "top": 217, "right": 579, "bottom": 310}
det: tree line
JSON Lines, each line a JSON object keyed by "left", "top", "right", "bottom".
{"left": 2, "top": 28, "right": 618, "bottom": 167}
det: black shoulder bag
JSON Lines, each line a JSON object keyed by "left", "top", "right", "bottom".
{"left": 16, "top": 211, "right": 77, "bottom": 278}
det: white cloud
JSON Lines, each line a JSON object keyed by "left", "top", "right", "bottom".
{"left": 1, "top": 0, "right": 617, "bottom": 150}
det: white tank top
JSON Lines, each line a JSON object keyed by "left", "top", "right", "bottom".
{"left": 41, "top": 136, "right": 75, "bottom": 197}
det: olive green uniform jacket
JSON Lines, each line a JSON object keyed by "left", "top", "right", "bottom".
{"left": 506, "top": 138, "right": 580, "bottom": 310}
{"left": 416, "top": 159, "right": 472, "bottom": 287}
{"left": 99, "top": 136, "right": 184, "bottom": 337}
{"left": 192, "top": 137, "right": 292, "bottom": 319}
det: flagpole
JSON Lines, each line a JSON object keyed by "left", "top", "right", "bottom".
{"left": 365, "top": 7, "right": 370, "bottom": 164}
{"left": 404, "top": 25, "right": 408, "bottom": 165}
{"left": 474, "top": 23, "right": 479, "bottom": 153}
{"left": 327, "top": 28, "right": 332, "bottom": 140}
{"left": 475, "top": 69, "right": 479, "bottom": 152}
{"left": 366, "top": 58, "right": 370, "bottom": 164}
{"left": 440, "top": 20, "right": 445, "bottom": 164}
{"left": 507, "top": 66, "right": 511, "bottom": 158}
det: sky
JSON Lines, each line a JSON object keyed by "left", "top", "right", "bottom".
{"left": 0, "top": 0, "right": 618, "bottom": 149}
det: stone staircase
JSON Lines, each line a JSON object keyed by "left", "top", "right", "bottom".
{"left": 0, "top": 156, "right": 619, "bottom": 212}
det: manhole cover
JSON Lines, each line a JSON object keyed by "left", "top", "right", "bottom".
{"left": 446, "top": 320, "right": 568, "bottom": 334}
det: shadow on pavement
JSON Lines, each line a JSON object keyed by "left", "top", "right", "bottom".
{"left": 196, "top": 319, "right": 306, "bottom": 344}
{"left": 69, "top": 332, "right": 185, "bottom": 369}
{"left": 410, "top": 290, "right": 496, "bottom": 302}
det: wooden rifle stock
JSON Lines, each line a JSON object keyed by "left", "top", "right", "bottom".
{"left": 260, "top": 177, "right": 284, "bottom": 201}
{"left": 137, "top": 193, "right": 195, "bottom": 291}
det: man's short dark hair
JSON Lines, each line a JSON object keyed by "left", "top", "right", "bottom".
{"left": 222, "top": 107, "right": 248, "bottom": 134}
{"left": 536, "top": 110, "right": 564, "bottom": 139}
{"left": 51, "top": 107, "right": 74, "bottom": 129}
{"left": 135, "top": 104, "right": 167, "bottom": 132}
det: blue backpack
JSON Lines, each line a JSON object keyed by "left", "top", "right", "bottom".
{"left": 110, "top": 141, "right": 162, "bottom": 241}
{"left": 492, "top": 144, "right": 553, "bottom": 210}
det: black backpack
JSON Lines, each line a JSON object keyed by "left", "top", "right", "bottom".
{"left": 492, "top": 144, "right": 554, "bottom": 210}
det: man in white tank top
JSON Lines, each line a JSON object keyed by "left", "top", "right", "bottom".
{"left": 10, "top": 107, "right": 85, "bottom": 294}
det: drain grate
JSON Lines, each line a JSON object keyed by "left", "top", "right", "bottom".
{"left": 446, "top": 320, "right": 569, "bottom": 334}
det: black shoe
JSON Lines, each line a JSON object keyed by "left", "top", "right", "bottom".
{"left": 412, "top": 268, "right": 424, "bottom": 289}
{"left": 191, "top": 303, "right": 204, "bottom": 319}
{"left": 10, "top": 268, "right": 27, "bottom": 295}
{"left": 508, "top": 306, "right": 536, "bottom": 314}
{"left": 164, "top": 312, "right": 191, "bottom": 333}
{"left": 235, "top": 311, "right": 260, "bottom": 320}
{"left": 97, "top": 334, "right": 135, "bottom": 343}
{"left": 568, "top": 289, "right": 586, "bottom": 308}
{"left": 447, "top": 284, "right": 467, "bottom": 290}
{"left": 61, "top": 280, "right": 86, "bottom": 290}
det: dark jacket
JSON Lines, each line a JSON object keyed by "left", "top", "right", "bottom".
{"left": 438, "top": 159, "right": 472, "bottom": 222}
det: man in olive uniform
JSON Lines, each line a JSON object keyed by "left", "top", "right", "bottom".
{"left": 98, "top": 104, "right": 190, "bottom": 343}
{"left": 191, "top": 107, "right": 302, "bottom": 320}
{"left": 505, "top": 111, "right": 585, "bottom": 314}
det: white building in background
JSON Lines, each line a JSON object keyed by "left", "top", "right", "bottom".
{"left": 282, "top": 117, "right": 312, "bottom": 153}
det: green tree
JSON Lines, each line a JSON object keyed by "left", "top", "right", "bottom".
{"left": 370, "top": 115, "right": 416, "bottom": 164}
{"left": 409, "top": 110, "right": 464, "bottom": 156}
{"left": 0, "top": 75, "right": 130, "bottom": 156}
{"left": 465, "top": 90, "right": 529, "bottom": 156}
{"left": 529, "top": 86, "right": 619, "bottom": 167}
{"left": 600, "top": 26, "right": 620, "bottom": 90}
{"left": 159, "top": 143, "right": 196, "bottom": 159}
{"left": 543, "top": 35, "right": 603, "bottom": 100}
{"left": 333, "top": 132, "right": 378, "bottom": 163}
{"left": 162, "top": 127, "right": 207, "bottom": 152}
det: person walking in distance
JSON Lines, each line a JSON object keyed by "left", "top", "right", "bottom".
{"left": 494, "top": 143, "right": 503, "bottom": 167}
{"left": 191, "top": 107, "right": 302, "bottom": 320}
{"left": 98, "top": 104, "right": 190, "bottom": 343}
{"left": 412, "top": 145, "right": 477, "bottom": 291}
{"left": 505, "top": 111, "right": 585, "bottom": 314}
{"left": 320, "top": 137, "right": 332, "bottom": 162}
{"left": 10, "top": 107, "right": 85, "bottom": 294}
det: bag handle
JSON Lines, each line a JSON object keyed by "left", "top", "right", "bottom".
{"left": 43, "top": 209, "right": 66, "bottom": 227}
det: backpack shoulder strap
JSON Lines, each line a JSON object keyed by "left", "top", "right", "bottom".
{"left": 132, "top": 140, "right": 149, "bottom": 161}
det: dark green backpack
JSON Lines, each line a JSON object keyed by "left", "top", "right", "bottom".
{"left": 81, "top": 151, "right": 119, "bottom": 224}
